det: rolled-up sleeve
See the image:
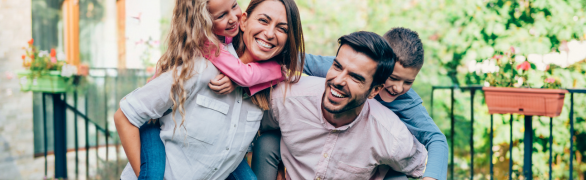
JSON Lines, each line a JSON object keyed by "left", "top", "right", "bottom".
{"left": 119, "top": 69, "right": 195, "bottom": 128}
{"left": 385, "top": 133, "right": 428, "bottom": 179}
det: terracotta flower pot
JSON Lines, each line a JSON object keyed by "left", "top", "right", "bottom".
{"left": 483, "top": 87, "right": 568, "bottom": 117}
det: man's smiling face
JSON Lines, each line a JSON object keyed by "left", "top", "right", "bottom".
{"left": 322, "top": 44, "right": 381, "bottom": 114}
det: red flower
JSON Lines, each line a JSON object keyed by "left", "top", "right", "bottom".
{"left": 516, "top": 61, "right": 530, "bottom": 71}
{"left": 30, "top": 54, "right": 35, "bottom": 60}
{"left": 28, "top": 39, "right": 34, "bottom": 46}
{"left": 21, "top": 55, "right": 26, "bottom": 60}
{"left": 50, "top": 49, "right": 56, "bottom": 58}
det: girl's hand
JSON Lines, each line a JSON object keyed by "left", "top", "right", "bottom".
{"left": 209, "top": 73, "right": 236, "bottom": 95}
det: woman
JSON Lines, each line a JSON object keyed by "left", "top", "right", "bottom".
{"left": 115, "top": 0, "right": 304, "bottom": 179}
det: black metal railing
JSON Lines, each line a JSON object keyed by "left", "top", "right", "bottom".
{"left": 430, "top": 86, "right": 586, "bottom": 180}
{"left": 39, "top": 68, "right": 150, "bottom": 179}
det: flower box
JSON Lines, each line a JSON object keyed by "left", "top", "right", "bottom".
{"left": 17, "top": 70, "right": 68, "bottom": 93}
{"left": 483, "top": 87, "right": 568, "bottom": 117}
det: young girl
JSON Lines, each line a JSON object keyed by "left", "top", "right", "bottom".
{"left": 114, "top": 0, "right": 304, "bottom": 179}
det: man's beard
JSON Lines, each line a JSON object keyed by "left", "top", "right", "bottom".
{"left": 322, "top": 84, "right": 371, "bottom": 114}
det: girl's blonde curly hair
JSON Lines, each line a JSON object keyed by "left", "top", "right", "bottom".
{"left": 155, "top": 0, "right": 220, "bottom": 137}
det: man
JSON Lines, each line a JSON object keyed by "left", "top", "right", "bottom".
{"left": 252, "top": 28, "right": 448, "bottom": 180}
{"left": 260, "top": 31, "right": 428, "bottom": 179}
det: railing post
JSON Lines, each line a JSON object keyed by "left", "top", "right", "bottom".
{"left": 85, "top": 92, "right": 90, "bottom": 179}
{"left": 470, "top": 89, "right": 475, "bottom": 180}
{"left": 549, "top": 117, "right": 553, "bottom": 180}
{"left": 42, "top": 93, "right": 47, "bottom": 177}
{"left": 489, "top": 114, "right": 494, "bottom": 180}
{"left": 450, "top": 87, "right": 454, "bottom": 180}
{"left": 74, "top": 91, "right": 79, "bottom": 179}
{"left": 569, "top": 92, "right": 574, "bottom": 180}
{"left": 430, "top": 87, "right": 434, "bottom": 118}
{"left": 96, "top": 124, "right": 99, "bottom": 174}
{"left": 53, "top": 93, "right": 67, "bottom": 179}
{"left": 523, "top": 115, "right": 533, "bottom": 180}
{"left": 509, "top": 114, "right": 513, "bottom": 180}
{"left": 105, "top": 73, "right": 109, "bottom": 162}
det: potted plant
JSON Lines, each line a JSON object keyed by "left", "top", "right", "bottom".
{"left": 17, "top": 39, "right": 88, "bottom": 93}
{"left": 481, "top": 47, "right": 567, "bottom": 117}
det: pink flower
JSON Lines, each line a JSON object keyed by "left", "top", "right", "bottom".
{"left": 51, "top": 57, "right": 57, "bottom": 63}
{"left": 510, "top": 46, "right": 516, "bottom": 54}
{"left": 516, "top": 61, "right": 530, "bottom": 71}
{"left": 545, "top": 77, "right": 556, "bottom": 83}
{"left": 492, "top": 55, "right": 503, "bottom": 60}
{"left": 5, "top": 72, "right": 14, "bottom": 80}
{"left": 146, "top": 66, "right": 155, "bottom": 73}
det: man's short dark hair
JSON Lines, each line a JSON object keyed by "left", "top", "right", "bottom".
{"left": 336, "top": 31, "right": 396, "bottom": 88}
{"left": 383, "top": 27, "right": 424, "bottom": 69}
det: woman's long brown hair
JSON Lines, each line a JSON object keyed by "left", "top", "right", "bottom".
{"left": 233, "top": 0, "right": 305, "bottom": 110}
{"left": 155, "top": 0, "right": 221, "bottom": 137}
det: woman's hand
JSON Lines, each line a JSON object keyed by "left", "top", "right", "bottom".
{"left": 209, "top": 73, "right": 237, "bottom": 95}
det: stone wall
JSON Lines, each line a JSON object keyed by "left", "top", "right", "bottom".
{"left": 0, "top": 0, "right": 38, "bottom": 179}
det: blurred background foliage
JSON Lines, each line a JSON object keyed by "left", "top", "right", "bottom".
{"left": 235, "top": 0, "right": 586, "bottom": 179}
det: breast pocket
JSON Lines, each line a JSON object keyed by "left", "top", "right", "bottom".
{"left": 333, "top": 161, "right": 375, "bottom": 180}
{"left": 186, "top": 94, "right": 229, "bottom": 145}
{"left": 240, "top": 110, "right": 263, "bottom": 152}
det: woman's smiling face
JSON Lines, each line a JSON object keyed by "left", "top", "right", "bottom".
{"left": 239, "top": 0, "right": 289, "bottom": 62}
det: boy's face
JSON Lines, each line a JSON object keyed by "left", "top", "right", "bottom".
{"left": 378, "top": 62, "right": 420, "bottom": 102}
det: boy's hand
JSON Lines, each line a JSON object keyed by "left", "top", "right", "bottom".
{"left": 209, "top": 73, "right": 236, "bottom": 95}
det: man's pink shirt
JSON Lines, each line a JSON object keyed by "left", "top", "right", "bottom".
{"left": 261, "top": 76, "right": 428, "bottom": 179}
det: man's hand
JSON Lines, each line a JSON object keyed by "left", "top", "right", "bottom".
{"left": 422, "top": 177, "right": 437, "bottom": 180}
{"left": 209, "top": 73, "right": 236, "bottom": 95}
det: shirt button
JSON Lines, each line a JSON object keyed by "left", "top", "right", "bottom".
{"left": 226, "top": 147, "right": 229, "bottom": 150}
{"left": 316, "top": 177, "right": 321, "bottom": 180}
{"left": 234, "top": 124, "right": 237, "bottom": 127}
{"left": 323, "top": 153, "right": 328, "bottom": 158}
{"left": 214, "top": 168, "right": 217, "bottom": 171}
{"left": 237, "top": 100, "right": 241, "bottom": 103}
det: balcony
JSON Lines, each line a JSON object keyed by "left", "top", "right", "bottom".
{"left": 430, "top": 86, "right": 586, "bottom": 179}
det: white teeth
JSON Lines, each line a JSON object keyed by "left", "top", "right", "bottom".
{"left": 387, "top": 89, "right": 397, "bottom": 96}
{"left": 256, "top": 39, "right": 272, "bottom": 49}
{"left": 331, "top": 89, "right": 345, "bottom": 98}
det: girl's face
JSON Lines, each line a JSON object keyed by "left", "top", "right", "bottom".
{"left": 208, "top": 0, "right": 242, "bottom": 38}
{"left": 239, "top": 1, "right": 289, "bottom": 62}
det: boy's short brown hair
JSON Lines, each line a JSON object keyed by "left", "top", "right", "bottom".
{"left": 383, "top": 27, "right": 424, "bottom": 69}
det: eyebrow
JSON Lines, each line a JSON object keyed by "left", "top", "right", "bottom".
{"left": 349, "top": 71, "right": 366, "bottom": 82}
{"left": 260, "top": 13, "right": 288, "bottom": 26}
{"left": 334, "top": 58, "right": 366, "bottom": 82}
{"left": 390, "top": 74, "right": 415, "bottom": 82}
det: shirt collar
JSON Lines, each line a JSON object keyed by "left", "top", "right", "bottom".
{"left": 317, "top": 92, "right": 371, "bottom": 131}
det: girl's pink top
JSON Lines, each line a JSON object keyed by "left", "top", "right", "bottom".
{"left": 205, "top": 39, "right": 284, "bottom": 95}
{"left": 148, "top": 38, "right": 283, "bottom": 95}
